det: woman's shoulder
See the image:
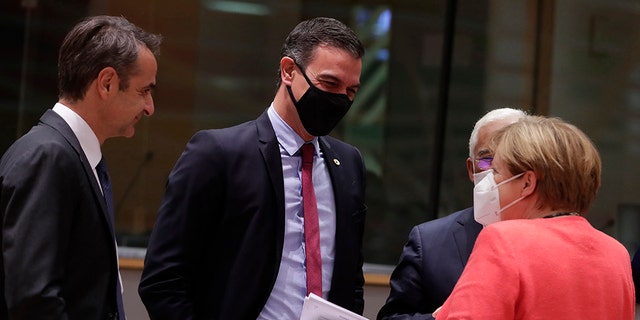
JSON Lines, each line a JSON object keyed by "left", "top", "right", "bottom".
{"left": 479, "top": 217, "right": 573, "bottom": 242}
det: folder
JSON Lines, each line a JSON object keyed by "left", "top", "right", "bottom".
{"left": 300, "top": 293, "right": 369, "bottom": 320}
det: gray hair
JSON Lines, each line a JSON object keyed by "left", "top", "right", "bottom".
{"left": 468, "top": 108, "right": 528, "bottom": 158}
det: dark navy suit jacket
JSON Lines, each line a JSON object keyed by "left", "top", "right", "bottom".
{"left": 0, "top": 110, "right": 121, "bottom": 319}
{"left": 378, "top": 207, "right": 482, "bottom": 320}
{"left": 139, "top": 110, "right": 367, "bottom": 319}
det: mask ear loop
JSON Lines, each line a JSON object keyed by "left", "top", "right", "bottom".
{"left": 495, "top": 172, "right": 527, "bottom": 214}
{"left": 285, "top": 59, "right": 313, "bottom": 106}
{"left": 493, "top": 172, "right": 525, "bottom": 189}
{"left": 497, "top": 194, "right": 526, "bottom": 214}
{"left": 292, "top": 60, "right": 315, "bottom": 87}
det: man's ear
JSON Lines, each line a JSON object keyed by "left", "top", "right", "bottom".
{"left": 466, "top": 158, "right": 475, "bottom": 183}
{"left": 521, "top": 170, "right": 537, "bottom": 197}
{"left": 280, "top": 56, "right": 296, "bottom": 87}
{"left": 97, "top": 67, "right": 118, "bottom": 98}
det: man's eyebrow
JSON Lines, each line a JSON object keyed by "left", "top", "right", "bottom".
{"left": 477, "top": 149, "right": 491, "bottom": 157}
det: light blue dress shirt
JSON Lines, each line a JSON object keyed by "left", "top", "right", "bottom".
{"left": 258, "top": 105, "right": 336, "bottom": 319}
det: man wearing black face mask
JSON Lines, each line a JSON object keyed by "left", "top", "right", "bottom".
{"left": 139, "top": 17, "right": 367, "bottom": 320}
{"left": 286, "top": 61, "right": 354, "bottom": 136}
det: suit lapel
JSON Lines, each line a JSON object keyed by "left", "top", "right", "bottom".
{"left": 256, "top": 111, "right": 284, "bottom": 213}
{"left": 318, "top": 137, "right": 349, "bottom": 273}
{"left": 255, "top": 111, "right": 286, "bottom": 278}
{"left": 40, "top": 109, "right": 117, "bottom": 244}
{"left": 452, "top": 208, "right": 482, "bottom": 265}
{"left": 318, "top": 137, "right": 344, "bottom": 212}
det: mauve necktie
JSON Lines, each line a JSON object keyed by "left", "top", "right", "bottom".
{"left": 96, "top": 158, "right": 125, "bottom": 320}
{"left": 301, "top": 143, "right": 322, "bottom": 296}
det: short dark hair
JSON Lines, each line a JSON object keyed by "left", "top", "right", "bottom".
{"left": 276, "top": 17, "right": 364, "bottom": 88}
{"left": 58, "top": 15, "right": 163, "bottom": 102}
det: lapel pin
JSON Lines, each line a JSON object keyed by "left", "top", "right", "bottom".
{"left": 333, "top": 159, "right": 340, "bottom": 166}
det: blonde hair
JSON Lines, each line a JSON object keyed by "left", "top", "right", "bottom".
{"left": 489, "top": 116, "right": 601, "bottom": 214}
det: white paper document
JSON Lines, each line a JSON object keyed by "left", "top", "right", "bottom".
{"left": 299, "top": 293, "right": 369, "bottom": 320}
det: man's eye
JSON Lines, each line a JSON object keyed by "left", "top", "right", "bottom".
{"left": 321, "top": 81, "right": 337, "bottom": 88}
{"left": 475, "top": 157, "right": 493, "bottom": 170}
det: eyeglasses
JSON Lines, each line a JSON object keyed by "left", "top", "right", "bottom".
{"left": 474, "top": 157, "right": 493, "bottom": 170}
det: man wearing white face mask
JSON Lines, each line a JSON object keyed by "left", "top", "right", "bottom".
{"left": 378, "top": 108, "right": 527, "bottom": 320}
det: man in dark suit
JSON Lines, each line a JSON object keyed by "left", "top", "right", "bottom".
{"left": 138, "top": 17, "right": 367, "bottom": 320}
{"left": 377, "top": 108, "right": 527, "bottom": 320}
{"left": 0, "top": 16, "right": 161, "bottom": 319}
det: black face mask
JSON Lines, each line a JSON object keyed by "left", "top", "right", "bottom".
{"left": 286, "top": 65, "right": 353, "bottom": 136}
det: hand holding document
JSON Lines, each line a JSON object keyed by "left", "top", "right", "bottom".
{"left": 300, "top": 293, "right": 369, "bottom": 320}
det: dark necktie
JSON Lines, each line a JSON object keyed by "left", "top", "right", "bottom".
{"left": 96, "top": 158, "right": 125, "bottom": 320}
{"left": 301, "top": 143, "right": 322, "bottom": 296}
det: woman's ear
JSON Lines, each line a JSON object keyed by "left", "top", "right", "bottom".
{"left": 521, "top": 170, "right": 537, "bottom": 197}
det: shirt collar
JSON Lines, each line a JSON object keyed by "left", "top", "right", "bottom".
{"left": 52, "top": 102, "right": 102, "bottom": 168}
{"left": 267, "top": 104, "right": 319, "bottom": 156}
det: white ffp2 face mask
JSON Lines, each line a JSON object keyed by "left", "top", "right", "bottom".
{"left": 473, "top": 170, "right": 525, "bottom": 226}
{"left": 473, "top": 169, "right": 491, "bottom": 185}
